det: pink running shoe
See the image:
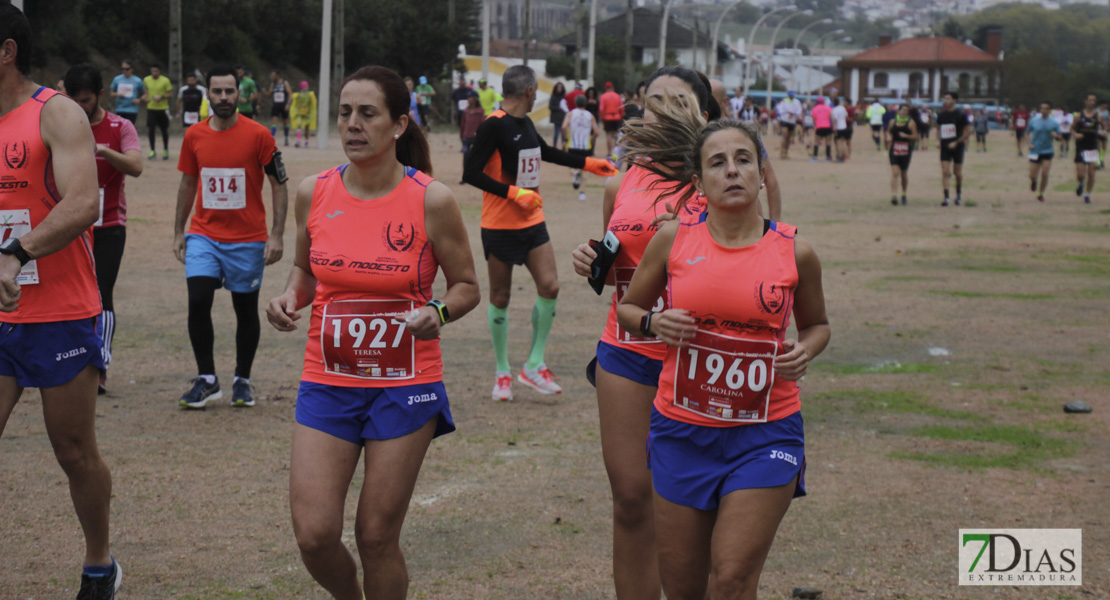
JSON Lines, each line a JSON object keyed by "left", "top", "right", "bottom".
{"left": 518, "top": 364, "right": 562, "bottom": 395}
{"left": 492, "top": 372, "right": 513, "bottom": 402}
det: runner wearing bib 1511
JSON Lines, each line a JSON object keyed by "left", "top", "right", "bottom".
{"left": 462, "top": 65, "right": 617, "bottom": 402}
{"left": 0, "top": 6, "right": 123, "bottom": 596}
{"left": 615, "top": 108, "right": 830, "bottom": 600}
{"left": 173, "top": 65, "right": 289, "bottom": 410}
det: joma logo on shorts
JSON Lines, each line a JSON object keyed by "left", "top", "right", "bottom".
{"left": 56, "top": 347, "right": 87, "bottom": 362}
{"left": 407, "top": 393, "right": 438, "bottom": 405}
{"left": 768, "top": 450, "right": 797, "bottom": 465}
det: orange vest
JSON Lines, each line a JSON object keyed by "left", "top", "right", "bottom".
{"left": 0, "top": 87, "right": 100, "bottom": 323}
{"left": 654, "top": 219, "right": 800, "bottom": 426}
{"left": 301, "top": 165, "right": 443, "bottom": 387}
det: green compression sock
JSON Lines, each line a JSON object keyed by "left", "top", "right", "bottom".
{"left": 488, "top": 304, "right": 510, "bottom": 373}
{"left": 525, "top": 297, "right": 557, "bottom": 370}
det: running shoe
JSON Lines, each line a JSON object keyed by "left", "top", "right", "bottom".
{"left": 77, "top": 558, "right": 122, "bottom": 600}
{"left": 162, "top": 150, "right": 169, "bottom": 161}
{"left": 518, "top": 364, "right": 562, "bottom": 395}
{"left": 179, "top": 377, "right": 222, "bottom": 409}
{"left": 98, "top": 373, "right": 107, "bottom": 396}
{"left": 1037, "top": 195, "right": 1045, "bottom": 202}
{"left": 1084, "top": 195, "right": 1091, "bottom": 204}
{"left": 573, "top": 171, "right": 581, "bottom": 190}
{"left": 901, "top": 195, "right": 907, "bottom": 206}
{"left": 578, "top": 191, "right": 586, "bottom": 202}
{"left": 941, "top": 198, "right": 950, "bottom": 207}
{"left": 147, "top": 150, "right": 156, "bottom": 160}
{"left": 492, "top": 372, "right": 513, "bottom": 402}
{"left": 1030, "top": 179, "right": 1036, "bottom": 191}
{"left": 231, "top": 380, "right": 256, "bottom": 408}
{"left": 954, "top": 197, "right": 962, "bottom": 206}
{"left": 1076, "top": 181, "right": 1084, "bottom": 197}
{"left": 891, "top": 196, "right": 898, "bottom": 206}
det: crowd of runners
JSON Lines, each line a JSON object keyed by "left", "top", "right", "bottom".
{"left": 0, "top": 1, "right": 1102, "bottom": 598}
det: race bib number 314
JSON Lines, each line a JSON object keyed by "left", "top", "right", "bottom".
{"left": 321, "top": 299, "right": 415, "bottom": 380}
{"left": 200, "top": 167, "right": 246, "bottom": 210}
{"left": 674, "top": 329, "right": 777, "bottom": 422}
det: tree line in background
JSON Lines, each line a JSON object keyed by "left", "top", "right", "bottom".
{"left": 939, "top": 2, "right": 1110, "bottom": 108}
{"left": 22, "top": 0, "right": 480, "bottom": 88}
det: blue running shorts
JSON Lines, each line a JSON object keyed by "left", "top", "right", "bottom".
{"left": 0, "top": 318, "right": 106, "bottom": 388}
{"left": 296, "top": 380, "right": 456, "bottom": 445}
{"left": 184, "top": 233, "right": 266, "bottom": 293}
{"left": 596, "top": 340, "right": 663, "bottom": 388}
{"left": 649, "top": 408, "right": 806, "bottom": 511}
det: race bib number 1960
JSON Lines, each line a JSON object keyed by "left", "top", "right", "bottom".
{"left": 321, "top": 299, "right": 415, "bottom": 380}
{"left": 674, "top": 329, "right": 777, "bottom": 423}
{"left": 200, "top": 167, "right": 246, "bottom": 210}
{"left": 0, "top": 209, "right": 38, "bottom": 284}
{"left": 614, "top": 266, "right": 665, "bottom": 344}
{"left": 516, "top": 147, "right": 541, "bottom": 189}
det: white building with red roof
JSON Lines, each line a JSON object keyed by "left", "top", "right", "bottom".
{"left": 837, "top": 30, "right": 1003, "bottom": 103}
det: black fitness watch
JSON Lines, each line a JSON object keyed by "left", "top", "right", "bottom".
{"left": 426, "top": 299, "right": 450, "bottom": 325}
{"left": 0, "top": 237, "right": 31, "bottom": 266}
{"left": 639, "top": 311, "right": 656, "bottom": 338}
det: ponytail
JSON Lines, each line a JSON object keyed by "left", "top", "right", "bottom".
{"left": 397, "top": 120, "right": 432, "bottom": 175}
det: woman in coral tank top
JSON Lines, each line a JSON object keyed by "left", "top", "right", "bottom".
{"left": 266, "top": 66, "right": 479, "bottom": 600}
{"left": 616, "top": 98, "right": 830, "bottom": 600}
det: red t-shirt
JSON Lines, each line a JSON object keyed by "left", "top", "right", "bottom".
{"left": 1013, "top": 110, "right": 1030, "bottom": 131}
{"left": 177, "top": 115, "right": 277, "bottom": 243}
{"left": 599, "top": 90, "right": 625, "bottom": 122}
{"left": 92, "top": 111, "right": 141, "bottom": 228}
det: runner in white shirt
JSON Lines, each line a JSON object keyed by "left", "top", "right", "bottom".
{"left": 729, "top": 87, "right": 744, "bottom": 120}
{"left": 776, "top": 91, "right": 804, "bottom": 159}
{"left": 562, "top": 94, "right": 600, "bottom": 201}
{"left": 831, "top": 97, "right": 850, "bottom": 161}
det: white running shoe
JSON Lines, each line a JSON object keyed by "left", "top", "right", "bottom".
{"left": 578, "top": 191, "right": 586, "bottom": 202}
{"left": 492, "top": 372, "right": 513, "bottom": 402}
{"left": 518, "top": 364, "right": 562, "bottom": 395}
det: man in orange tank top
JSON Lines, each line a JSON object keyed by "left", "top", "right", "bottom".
{"left": 0, "top": 4, "right": 122, "bottom": 597}
{"left": 173, "top": 65, "right": 289, "bottom": 410}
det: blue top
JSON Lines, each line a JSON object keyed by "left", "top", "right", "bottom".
{"left": 110, "top": 74, "right": 145, "bottom": 114}
{"left": 1028, "top": 114, "right": 1060, "bottom": 156}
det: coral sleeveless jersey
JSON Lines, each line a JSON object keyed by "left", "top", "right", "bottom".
{"left": 655, "top": 220, "right": 801, "bottom": 427}
{"left": 0, "top": 87, "right": 100, "bottom": 323}
{"left": 301, "top": 165, "right": 442, "bottom": 387}
{"left": 600, "top": 165, "right": 701, "bottom": 360}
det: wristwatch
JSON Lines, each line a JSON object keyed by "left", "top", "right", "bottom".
{"left": 639, "top": 311, "right": 656, "bottom": 338}
{"left": 0, "top": 237, "right": 31, "bottom": 266}
{"left": 426, "top": 299, "right": 450, "bottom": 325}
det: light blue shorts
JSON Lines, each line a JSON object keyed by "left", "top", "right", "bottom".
{"left": 184, "top": 233, "right": 265, "bottom": 293}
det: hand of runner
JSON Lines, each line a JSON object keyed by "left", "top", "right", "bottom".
{"left": 571, "top": 242, "right": 597, "bottom": 278}
{"left": 774, "top": 338, "right": 810, "bottom": 381}
{"left": 508, "top": 185, "right": 543, "bottom": 210}
{"left": 404, "top": 305, "right": 442, "bottom": 340}
{"left": 650, "top": 202, "right": 678, "bottom": 227}
{"left": 172, "top": 233, "right": 186, "bottom": 264}
{"left": 265, "top": 291, "right": 301, "bottom": 331}
{"left": 265, "top": 237, "right": 284, "bottom": 265}
{"left": 583, "top": 157, "right": 619, "bottom": 177}
{"left": 0, "top": 257, "right": 22, "bottom": 312}
{"left": 653, "top": 309, "right": 696, "bottom": 347}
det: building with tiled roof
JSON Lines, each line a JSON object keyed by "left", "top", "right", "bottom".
{"left": 837, "top": 30, "right": 1003, "bottom": 103}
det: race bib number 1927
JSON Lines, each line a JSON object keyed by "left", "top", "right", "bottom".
{"left": 674, "top": 329, "right": 777, "bottom": 423}
{"left": 321, "top": 299, "right": 415, "bottom": 380}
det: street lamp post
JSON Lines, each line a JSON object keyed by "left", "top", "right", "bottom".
{"left": 808, "top": 32, "right": 849, "bottom": 100}
{"left": 791, "top": 19, "right": 833, "bottom": 95}
{"left": 709, "top": 0, "right": 748, "bottom": 78}
{"left": 741, "top": 5, "right": 795, "bottom": 99}
{"left": 658, "top": 0, "right": 680, "bottom": 68}
{"left": 765, "top": 9, "right": 812, "bottom": 115}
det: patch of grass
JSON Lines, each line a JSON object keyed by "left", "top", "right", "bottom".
{"left": 895, "top": 423, "right": 1075, "bottom": 470}
{"left": 811, "top": 389, "right": 980, "bottom": 421}
{"left": 953, "top": 263, "right": 1022, "bottom": 272}
{"left": 930, "top": 290, "right": 1054, "bottom": 300}
{"left": 816, "top": 361, "right": 939, "bottom": 376}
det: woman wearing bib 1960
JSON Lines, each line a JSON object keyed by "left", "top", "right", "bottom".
{"left": 615, "top": 98, "right": 830, "bottom": 600}
{"left": 266, "top": 65, "right": 479, "bottom": 600}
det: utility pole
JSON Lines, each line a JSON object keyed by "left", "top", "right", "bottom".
{"left": 586, "top": 0, "right": 597, "bottom": 85}
{"left": 523, "top": 0, "right": 531, "bottom": 67}
{"left": 318, "top": 0, "right": 333, "bottom": 149}
{"left": 448, "top": 0, "right": 455, "bottom": 24}
{"left": 575, "top": 1, "right": 584, "bottom": 83}
{"left": 482, "top": 0, "right": 491, "bottom": 80}
{"left": 331, "top": 0, "right": 345, "bottom": 101}
{"left": 624, "top": 0, "right": 634, "bottom": 93}
{"left": 169, "top": 0, "right": 182, "bottom": 92}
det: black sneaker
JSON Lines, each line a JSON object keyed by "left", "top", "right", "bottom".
{"left": 954, "top": 197, "right": 962, "bottom": 206}
{"left": 901, "top": 195, "right": 907, "bottom": 206}
{"left": 891, "top": 196, "right": 898, "bottom": 206}
{"left": 573, "top": 171, "right": 581, "bottom": 190}
{"left": 231, "top": 379, "right": 256, "bottom": 408}
{"left": 76, "top": 558, "right": 122, "bottom": 600}
{"left": 179, "top": 377, "right": 221, "bottom": 409}
{"left": 1077, "top": 181, "right": 1084, "bottom": 196}
{"left": 941, "top": 198, "right": 950, "bottom": 207}
{"left": 1030, "top": 179, "right": 1036, "bottom": 191}
{"left": 1084, "top": 195, "right": 1091, "bottom": 204}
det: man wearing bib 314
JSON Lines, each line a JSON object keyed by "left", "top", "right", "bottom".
{"left": 463, "top": 65, "right": 617, "bottom": 401}
{"left": 0, "top": 3, "right": 122, "bottom": 597}
{"left": 173, "top": 65, "right": 288, "bottom": 409}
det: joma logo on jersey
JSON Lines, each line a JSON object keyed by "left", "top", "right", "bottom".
{"left": 4, "top": 141, "right": 28, "bottom": 170}
{"left": 383, "top": 221, "right": 416, "bottom": 252}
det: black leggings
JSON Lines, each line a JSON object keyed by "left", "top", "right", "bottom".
{"left": 186, "top": 277, "right": 260, "bottom": 379}
{"left": 93, "top": 226, "right": 126, "bottom": 311}
{"left": 147, "top": 109, "right": 169, "bottom": 151}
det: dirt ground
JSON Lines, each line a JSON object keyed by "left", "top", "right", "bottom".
{"left": 1, "top": 121, "right": 1107, "bottom": 600}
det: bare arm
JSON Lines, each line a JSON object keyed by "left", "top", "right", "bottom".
{"left": 404, "top": 181, "right": 481, "bottom": 340}
{"left": 773, "top": 235, "right": 831, "bottom": 380}
{"left": 97, "top": 147, "right": 143, "bottom": 178}
{"left": 616, "top": 221, "right": 694, "bottom": 346}
{"left": 263, "top": 172, "right": 289, "bottom": 265}
{"left": 266, "top": 176, "right": 318, "bottom": 332}
{"left": 570, "top": 171, "right": 623, "bottom": 280}
{"left": 172, "top": 174, "right": 198, "bottom": 263}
